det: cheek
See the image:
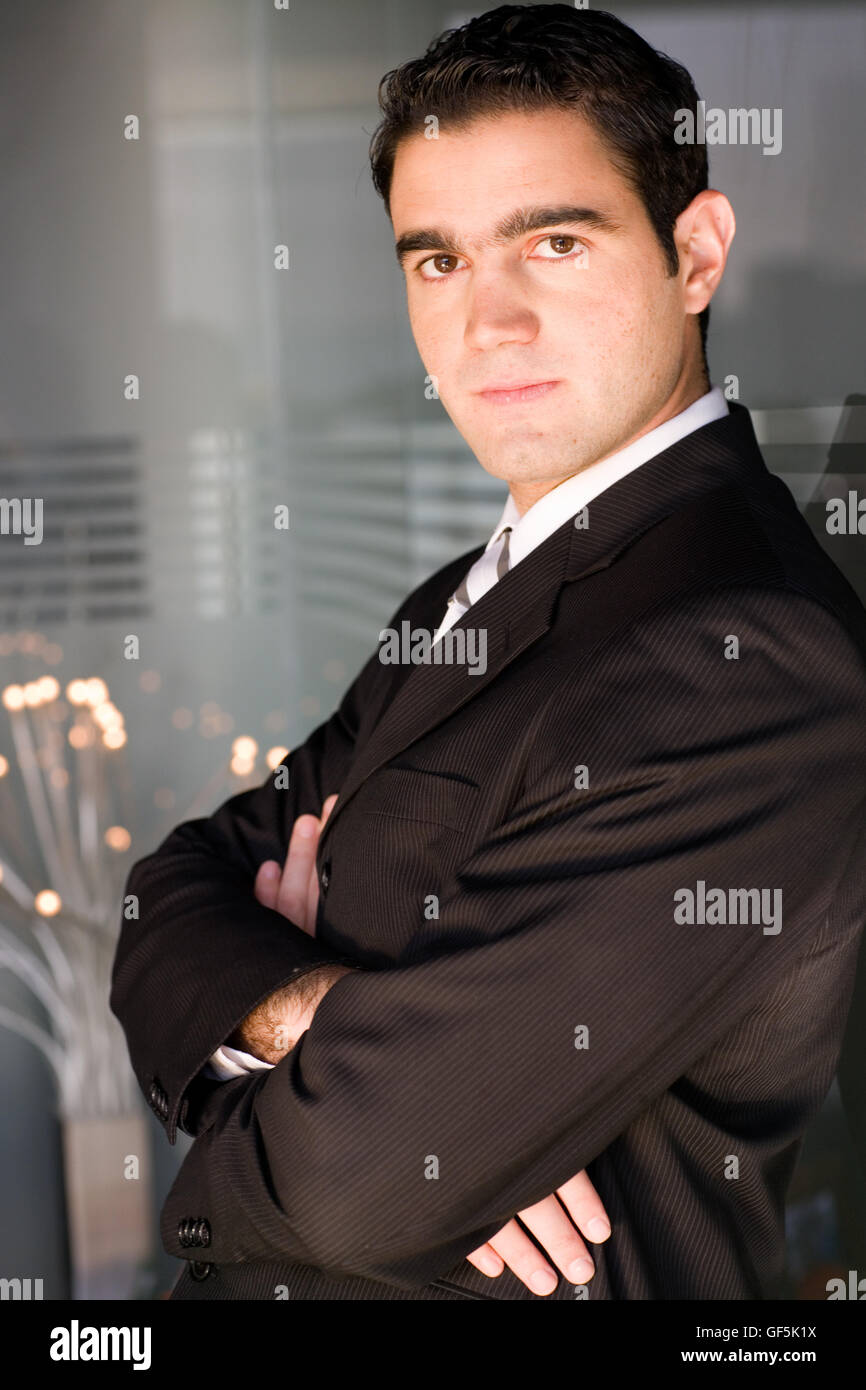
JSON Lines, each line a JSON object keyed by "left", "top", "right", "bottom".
{"left": 545, "top": 261, "right": 638, "bottom": 340}
{"left": 623, "top": 256, "right": 681, "bottom": 331}
{"left": 578, "top": 267, "right": 673, "bottom": 357}
{"left": 408, "top": 297, "right": 455, "bottom": 374}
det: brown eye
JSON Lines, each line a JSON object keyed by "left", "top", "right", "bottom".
{"left": 419, "top": 254, "right": 460, "bottom": 277}
{"left": 417, "top": 252, "right": 466, "bottom": 281}
{"left": 533, "top": 235, "right": 587, "bottom": 264}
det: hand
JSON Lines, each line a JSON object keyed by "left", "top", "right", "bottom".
{"left": 228, "top": 961, "right": 356, "bottom": 1062}
{"left": 466, "top": 1169, "right": 611, "bottom": 1295}
{"left": 231, "top": 793, "right": 347, "bottom": 1060}
{"left": 254, "top": 792, "right": 339, "bottom": 935}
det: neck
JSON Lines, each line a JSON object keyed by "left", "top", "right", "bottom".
{"left": 508, "top": 373, "right": 712, "bottom": 516}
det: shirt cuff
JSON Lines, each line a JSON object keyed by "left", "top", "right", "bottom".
{"left": 205, "top": 1044, "right": 277, "bottom": 1081}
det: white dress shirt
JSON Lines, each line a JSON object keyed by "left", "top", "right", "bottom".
{"left": 432, "top": 385, "right": 729, "bottom": 645}
{"left": 207, "top": 385, "right": 729, "bottom": 1081}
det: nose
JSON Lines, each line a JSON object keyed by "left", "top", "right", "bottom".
{"left": 463, "top": 272, "right": 540, "bottom": 352}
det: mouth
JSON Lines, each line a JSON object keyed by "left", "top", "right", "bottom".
{"left": 475, "top": 380, "right": 561, "bottom": 405}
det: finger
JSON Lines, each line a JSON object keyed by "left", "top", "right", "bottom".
{"left": 486, "top": 1217, "right": 561, "bottom": 1296}
{"left": 275, "top": 814, "right": 320, "bottom": 927}
{"left": 304, "top": 858, "right": 320, "bottom": 938}
{"left": 465, "top": 1242, "right": 505, "bottom": 1278}
{"left": 555, "top": 1169, "right": 611, "bottom": 1245}
{"left": 516, "top": 1192, "right": 595, "bottom": 1286}
{"left": 303, "top": 794, "right": 338, "bottom": 934}
{"left": 254, "top": 860, "right": 281, "bottom": 911}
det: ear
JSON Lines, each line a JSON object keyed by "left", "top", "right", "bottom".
{"left": 674, "top": 190, "right": 736, "bottom": 316}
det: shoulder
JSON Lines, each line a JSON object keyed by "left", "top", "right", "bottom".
{"left": 591, "top": 580, "right": 865, "bottom": 696}
{"left": 538, "top": 580, "right": 866, "bottom": 764}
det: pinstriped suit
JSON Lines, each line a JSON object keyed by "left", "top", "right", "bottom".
{"left": 111, "top": 401, "right": 866, "bottom": 1299}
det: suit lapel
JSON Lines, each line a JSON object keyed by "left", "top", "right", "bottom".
{"left": 319, "top": 402, "right": 770, "bottom": 850}
{"left": 326, "top": 519, "right": 573, "bottom": 831}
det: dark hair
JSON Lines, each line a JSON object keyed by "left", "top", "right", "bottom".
{"left": 369, "top": 3, "right": 711, "bottom": 366}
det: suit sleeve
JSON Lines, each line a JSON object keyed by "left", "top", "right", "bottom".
{"left": 110, "top": 634, "right": 394, "bottom": 1143}
{"left": 158, "top": 585, "right": 866, "bottom": 1286}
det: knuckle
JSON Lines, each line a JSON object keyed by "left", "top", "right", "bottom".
{"left": 549, "top": 1236, "right": 587, "bottom": 1265}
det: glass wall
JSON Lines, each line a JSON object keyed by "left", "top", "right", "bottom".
{"left": 1, "top": 0, "right": 863, "bottom": 1299}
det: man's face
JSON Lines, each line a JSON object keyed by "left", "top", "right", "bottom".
{"left": 390, "top": 108, "right": 697, "bottom": 511}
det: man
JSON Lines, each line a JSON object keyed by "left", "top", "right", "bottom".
{"left": 111, "top": 5, "right": 866, "bottom": 1300}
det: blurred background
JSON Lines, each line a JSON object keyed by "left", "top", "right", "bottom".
{"left": 0, "top": 0, "right": 863, "bottom": 1300}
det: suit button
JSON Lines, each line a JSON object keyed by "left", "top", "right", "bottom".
{"left": 189, "top": 1261, "right": 215, "bottom": 1281}
{"left": 149, "top": 1079, "right": 169, "bottom": 1119}
{"left": 178, "top": 1217, "right": 211, "bottom": 1248}
{"left": 320, "top": 860, "right": 331, "bottom": 894}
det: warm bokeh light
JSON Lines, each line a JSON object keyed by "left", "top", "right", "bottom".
{"left": 232, "top": 736, "right": 258, "bottom": 760}
{"left": 105, "top": 826, "right": 131, "bottom": 852}
{"left": 2, "top": 685, "right": 26, "bottom": 711}
{"left": 0, "top": 754, "right": 9, "bottom": 777}
{"left": 66, "top": 679, "right": 90, "bottom": 705}
{"left": 265, "top": 746, "right": 290, "bottom": 771}
{"left": 102, "top": 728, "right": 127, "bottom": 750}
{"left": 34, "top": 889, "right": 62, "bottom": 917}
{"left": 230, "top": 755, "right": 256, "bottom": 777}
{"left": 92, "top": 701, "right": 124, "bottom": 731}
{"left": 38, "top": 676, "right": 60, "bottom": 701}
{"left": 85, "top": 678, "right": 109, "bottom": 707}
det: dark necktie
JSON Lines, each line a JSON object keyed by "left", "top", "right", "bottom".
{"left": 451, "top": 524, "right": 513, "bottom": 612}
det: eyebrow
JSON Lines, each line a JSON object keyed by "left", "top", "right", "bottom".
{"left": 394, "top": 204, "right": 623, "bottom": 268}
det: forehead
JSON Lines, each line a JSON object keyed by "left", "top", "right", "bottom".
{"left": 389, "top": 107, "right": 636, "bottom": 224}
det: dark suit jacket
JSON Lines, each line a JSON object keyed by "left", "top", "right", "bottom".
{"left": 110, "top": 402, "right": 866, "bottom": 1300}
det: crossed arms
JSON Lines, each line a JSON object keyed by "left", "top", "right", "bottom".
{"left": 233, "top": 798, "right": 609, "bottom": 1292}
{"left": 111, "top": 582, "right": 866, "bottom": 1289}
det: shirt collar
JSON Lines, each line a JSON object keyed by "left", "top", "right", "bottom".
{"left": 484, "top": 386, "right": 730, "bottom": 566}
